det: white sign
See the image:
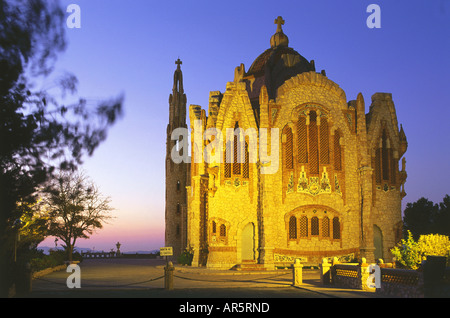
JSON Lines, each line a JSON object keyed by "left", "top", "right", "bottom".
{"left": 160, "top": 247, "right": 173, "bottom": 256}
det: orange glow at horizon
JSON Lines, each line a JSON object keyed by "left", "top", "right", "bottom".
{"left": 39, "top": 219, "right": 165, "bottom": 252}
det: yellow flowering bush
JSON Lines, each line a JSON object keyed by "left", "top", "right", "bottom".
{"left": 391, "top": 231, "right": 450, "bottom": 270}
{"left": 417, "top": 233, "right": 450, "bottom": 259}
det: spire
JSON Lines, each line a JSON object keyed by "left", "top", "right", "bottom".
{"left": 169, "top": 58, "right": 187, "bottom": 130}
{"left": 173, "top": 58, "right": 184, "bottom": 94}
{"left": 270, "top": 16, "right": 289, "bottom": 48}
{"left": 175, "top": 58, "right": 182, "bottom": 69}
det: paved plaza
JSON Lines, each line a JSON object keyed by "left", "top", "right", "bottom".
{"left": 26, "top": 258, "right": 377, "bottom": 299}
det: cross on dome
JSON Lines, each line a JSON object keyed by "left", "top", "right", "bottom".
{"left": 270, "top": 16, "right": 289, "bottom": 48}
{"left": 274, "top": 16, "right": 285, "bottom": 32}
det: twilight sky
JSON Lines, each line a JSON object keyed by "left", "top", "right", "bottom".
{"left": 39, "top": 0, "right": 450, "bottom": 252}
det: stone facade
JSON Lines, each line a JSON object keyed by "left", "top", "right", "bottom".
{"left": 165, "top": 17, "right": 408, "bottom": 269}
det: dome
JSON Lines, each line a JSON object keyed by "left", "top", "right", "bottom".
{"left": 246, "top": 46, "right": 313, "bottom": 79}
{"left": 244, "top": 17, "right": 315, "bottom": 102}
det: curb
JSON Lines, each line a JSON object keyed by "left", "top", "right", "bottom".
{"left": 32, "top": 265, "right": 66, "bottom": 280}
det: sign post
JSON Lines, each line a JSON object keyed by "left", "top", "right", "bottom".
{"left": 160, "top": 247, "right": 174, "bottom": 290}
{"left": 160, "top": 247, "right": 173, "bottom": 264}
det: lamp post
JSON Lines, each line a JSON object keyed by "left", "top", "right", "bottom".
{"left": 13, "top": 219, "right": 23, "bottom": 263}
{"left": 116, "top": 242, "right": 121, "bottom": 257}
{"left": 12, "top": 218, "right": 32, "bottom": 295}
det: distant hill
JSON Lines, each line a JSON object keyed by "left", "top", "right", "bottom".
{"left": 38, "top": 246, "right": 95, "bottom": 255}
{"left": 38, "top": 246, "right": 159, "bottom": 255}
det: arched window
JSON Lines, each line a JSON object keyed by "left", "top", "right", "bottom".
{"left": 309, "top": 111, "right": 319, "bottom": 174}
{"left": 289, "top": 216, "right": 297, "bottom": 239}
{"left": 375, "top": 128, "right": 396, "bottom": 185}
{"left": 176, "top": 180, "right": 181, "bottom": 191}
{"left": 297, "top": 116, "right": 307, "bottom": 163}
{"left": 334, "top": 131, "right": 342, "bottom": 171}
{"left": 225, "top": 140, "right": 232, "bottom": 178}
{"left": 286, "top": 211, "right": 339, "bottom": 241}
{"left": 212, "top": 221, "right": 216, "bottom": 234}
{"left": 322, "top": 216, "right": 330, "bottom": 238}
{"left": 319, "top": 117, "right": 330, "bottom": 164}
{"left": 200, "top": 193, "right": 208, "bottom": 245}
{"left": 375, "top": 146, "right": 381, "bottom": 184}
{"left": 224, "top": 122, "right": 250, "bottom": 179}
{"left": 243, "top": 141, "right": 249, "bottom": 179}
{"left": 220, "top": 224, "right": 226, "bottom": 237}
{"left": 299, "top": 216, "right": 308, "bottom": 238}
{"left": 283, "top": 126, "right": 294, "bottom": 170}
{"left": 233, "top": 134, "right": 241, "bottom": 175}
{"left": 390, "top": 150, "right": 396, "bottom": 185}
{"left": 285, "top": 108, "right": 344, "bottom": 192}
{"left": 332, "top": 217, "right": 341, "bottom": 239}
{"left": 176, "top": 203, "right": 180, "bottom": 215}
{"left": 381, "top": 130, "right": 389, "bottom": 181}
{"left": 311, "top": 216, "right": 319, "bottom": 236}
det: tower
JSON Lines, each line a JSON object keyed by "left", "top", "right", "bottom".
{"left": 165, "top": 59, "right": 189, "bottom": 259}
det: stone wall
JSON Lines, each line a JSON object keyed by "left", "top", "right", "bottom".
{"left": 376, "top": 268, "right": 424, "bottom": 298}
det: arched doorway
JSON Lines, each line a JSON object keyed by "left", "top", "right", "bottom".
{"left": 241, "top": 223, "right": 255, "bottom": 261}
{"left": 373, "top": 225, "right": 384, "bottom": 260}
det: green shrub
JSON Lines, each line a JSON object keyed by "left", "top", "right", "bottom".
{"left": 391, "top": 231, "right": 450, "bottom": 270}
{"left": 177, "top": 246, "right": 194, "bottom": 266}
{"left": 29, "top": 249, "right": 83, "bottom": 272}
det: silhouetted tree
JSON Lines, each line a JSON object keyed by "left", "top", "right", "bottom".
{"left": 0, "top": 0, "right": 123, "bottom": 296}
{"left": 403, "top": 195, "right": 450, "bottom": 240}
{"left": 436, "top": 195, "right": 450, "bottom": 237}
{"left": 45, "top": 172, "right": 113, "bottom": 262}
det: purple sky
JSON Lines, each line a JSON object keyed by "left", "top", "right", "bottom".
{"left": 39, "top": 0, "right": 450, "bottom": 252}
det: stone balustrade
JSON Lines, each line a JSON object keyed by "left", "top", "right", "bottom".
{"left": 81, "top": 251, "right": 119, "bottom": 258}
{"left": 318, "top": 256, "right": 450, "bottom": 297}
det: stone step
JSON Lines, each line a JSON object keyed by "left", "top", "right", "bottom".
{"left": 233, "top": 261, "right": 267, "bottom": 271}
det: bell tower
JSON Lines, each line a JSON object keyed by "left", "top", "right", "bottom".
{"left": 165, "top": 59, "right": 189, "bottom": 259}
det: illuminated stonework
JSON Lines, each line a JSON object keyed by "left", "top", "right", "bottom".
{"left": 165, "top": 17, "right": 408, "bottom": 269}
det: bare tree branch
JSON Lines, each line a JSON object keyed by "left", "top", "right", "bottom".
{"left": 44, "top": 170, "right": 114, "bottom": 261}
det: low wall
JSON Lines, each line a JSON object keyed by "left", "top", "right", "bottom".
{"left": 330, "top": 262, "right": 425, "bottom": 297}
{"left": 328, "top": 259, "right": 450, "bottom": 297}
{"left": 82, "top": 252, "right": 117, "bottom": 258}
{"left": 377, "top": 268, "right": 424, "bottom": 298}
{"left": 331, "top": 263, "right": 374, "bottom": 291}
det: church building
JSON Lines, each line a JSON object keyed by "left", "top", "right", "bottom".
{"left": 165, "top": 17, "right": 408, "bottom": 269}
